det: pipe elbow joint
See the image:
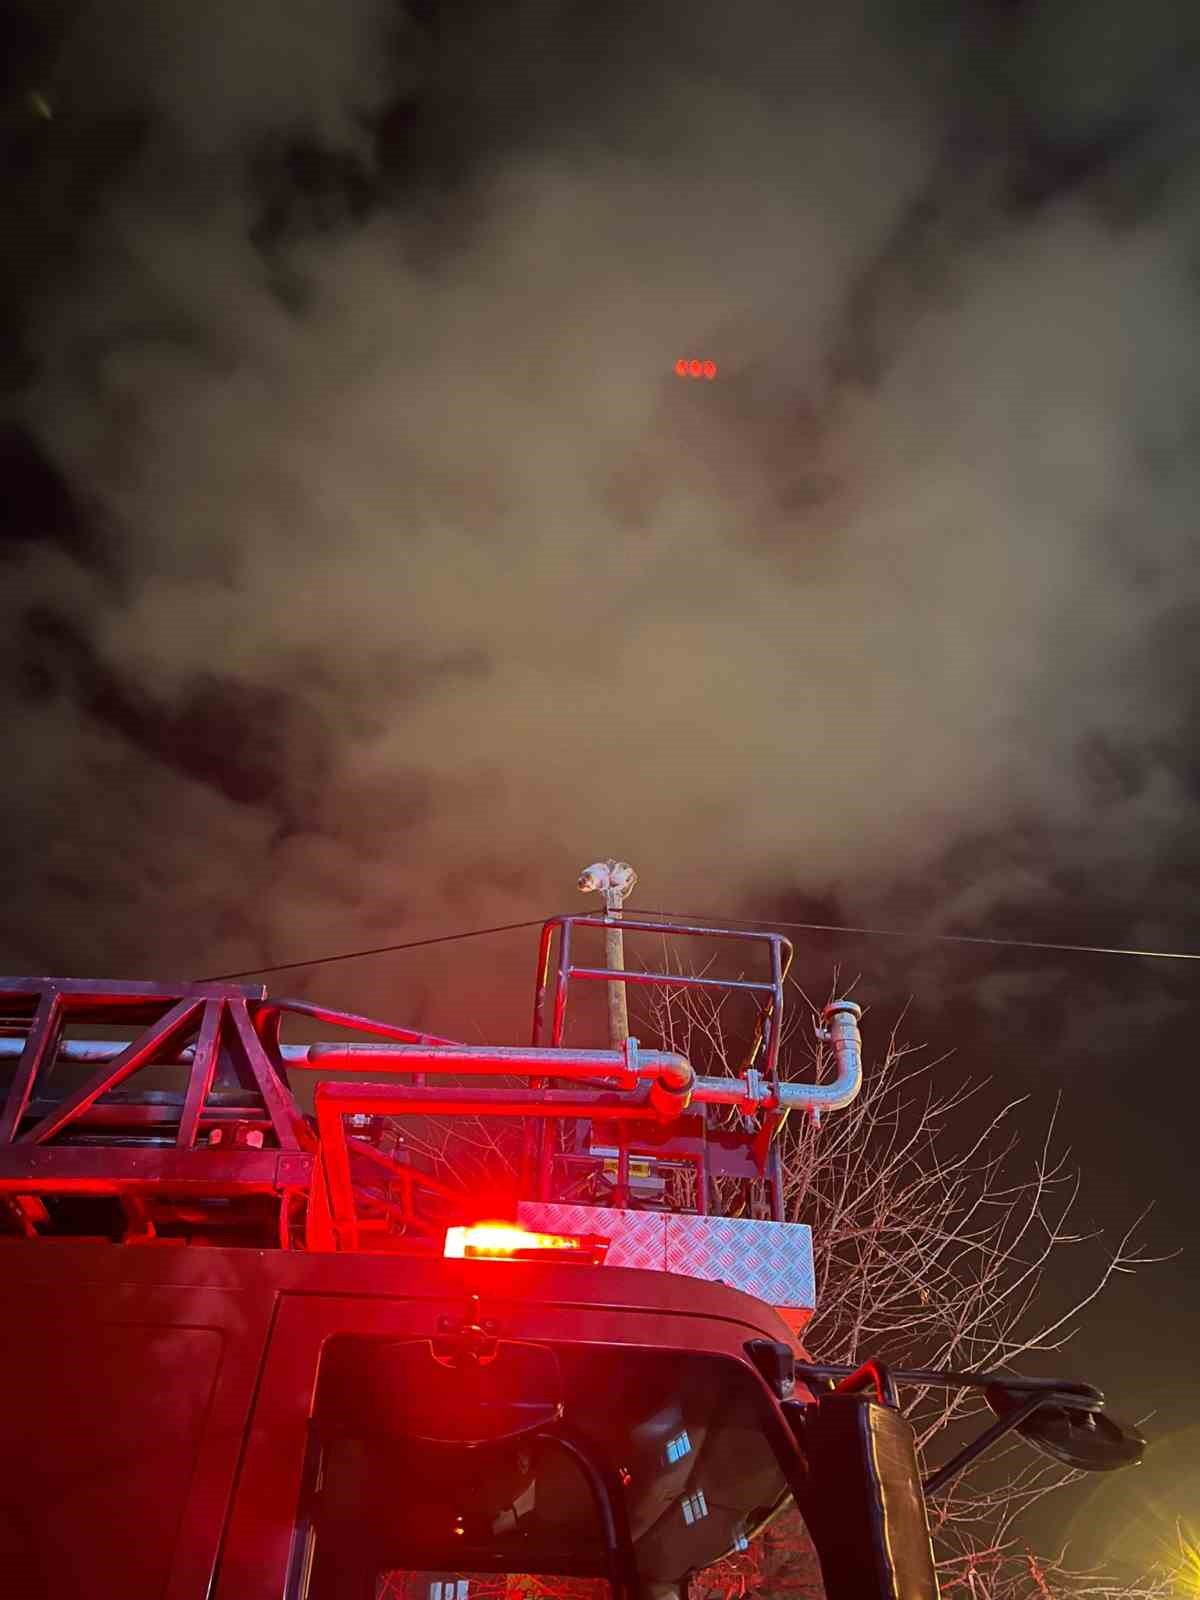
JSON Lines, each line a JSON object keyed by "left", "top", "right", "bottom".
{"left": 816, "top": 999, "right": 863, "bottom": 1110}
{"left": 634, "top": 1043, "right": 694, "bottom": 1120}
{"left": 648, "top": 1074, "right": 693, "bottom": 1120}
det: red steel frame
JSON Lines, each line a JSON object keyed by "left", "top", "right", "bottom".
{"left": 0, "top": 975, "right": 461, "bottom": 1248}
{"left": 0, "top": 978, "right": 310, "bottom": 1201}
{"left": 0, "top": 917, "right": 800, "bottom": 1249}
{"left": 0, "top": 978, "right": 694, "bottom": 1248}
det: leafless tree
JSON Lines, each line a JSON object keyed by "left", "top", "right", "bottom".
{"left": 639, "top": 969, "right": 1169, "bottom": 1600}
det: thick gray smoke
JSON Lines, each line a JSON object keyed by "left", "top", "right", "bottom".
{"left": 4, "top": 0, "right": 1200, "bottom": 1030}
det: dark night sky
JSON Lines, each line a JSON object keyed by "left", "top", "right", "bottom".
{"left": 2, "top": 0, "right": 1198, "bottom": 1578}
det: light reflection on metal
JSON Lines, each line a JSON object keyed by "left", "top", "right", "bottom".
{"left": 681, "top": 1489, "right": 708, "bottom": 1524}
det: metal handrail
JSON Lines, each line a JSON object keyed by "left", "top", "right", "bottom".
{"left": 532, "top": 913, "right": 793, "bottom": 1086}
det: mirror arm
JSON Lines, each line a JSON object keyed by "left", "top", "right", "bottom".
{"left": 792, "top": 1361, "right": 1127, "bottom": 1495}
{"left": 921, "top": 1391, "right": 1047, "bottom": 1496}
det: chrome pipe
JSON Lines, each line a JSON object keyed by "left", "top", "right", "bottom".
{"left": 689, "top": 1000, "right": 863, "bottom": 1115}
{"left": 0, "top": 1007, "right": 860, "bottom": 1116}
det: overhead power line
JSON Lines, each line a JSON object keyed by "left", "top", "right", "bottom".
{"left": 198, "top": 917, "right": 551, "bottom": 982}
{"left": 198, "top": 907, "right": 1200, "bottom": 983}
{"left": 634, "top": 909, "right": 1200, "bottom": 964}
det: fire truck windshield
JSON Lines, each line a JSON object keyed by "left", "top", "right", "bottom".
{"left": 289, "top": 1343, "right": 792, "bottom": 1600}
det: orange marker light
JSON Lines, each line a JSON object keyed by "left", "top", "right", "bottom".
{"left": 675, "top": 359, "right": 718, "bottom": 380}
{"left": 444, "top": 1222, "right": 609, "bottom": 1263}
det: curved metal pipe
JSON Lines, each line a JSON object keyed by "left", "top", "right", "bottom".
{"left": 689, "top": 1000, "right": 863, "bottom": 1115}
{"left": 0, "top": 1010, "right": 859, "bottom": 1118}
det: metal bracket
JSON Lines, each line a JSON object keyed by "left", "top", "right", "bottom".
{"left": 433, "top": 1294, "right": 500, "bottom": 1366}
{"left": 793, "top": 1361, "right": 1125, "bottom": 1496}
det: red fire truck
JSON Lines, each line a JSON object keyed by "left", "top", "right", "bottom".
{"left": 0, "top": 909, "right": 1142, "bottom": 1600}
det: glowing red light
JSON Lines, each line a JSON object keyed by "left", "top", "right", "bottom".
{"left": 675, "top": 358, "right": 719, "bottom": 380}
{"left": 444, "top": 1221, "right": 609, "bottom": 1262}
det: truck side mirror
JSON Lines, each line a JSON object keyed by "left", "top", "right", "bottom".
{"left": 985, "top": 1387, "right": 1146, "bottom": 1473}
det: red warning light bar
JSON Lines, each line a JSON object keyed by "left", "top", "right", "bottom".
{"left": 675, "top": 358, "right": 717, "bottom": 380}
{"left": 444, "top": 1222, "right": 609, "bottom": 1264}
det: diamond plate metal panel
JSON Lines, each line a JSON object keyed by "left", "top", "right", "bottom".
{"left": 516, "top": 1203, "right": 814, "bottom": 1310}
{"left": 516, "top": 1203, "right": 666, "bottom": 1271}
{"left": 664, "top": 1215, "right": 815, "bottom": 1310}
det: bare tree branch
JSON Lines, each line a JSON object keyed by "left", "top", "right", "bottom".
{"left": 652, "top": 982, "right": 1169, "bottom": 1600}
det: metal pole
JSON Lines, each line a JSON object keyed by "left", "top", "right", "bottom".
{"left": 604, "top": 889, "right": 628, "bottom": 1049}
{"left": 577, "top": 858, "right": 638, "bottom": 1049}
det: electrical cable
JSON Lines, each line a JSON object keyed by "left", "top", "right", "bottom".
{"left": 197, "top": 916, "right": 552, "bottom": 982}
{"left": 197, "top": 905, "right": 1200, "bottom": 984}
{"left": 632, "top": 909, "right": 1200, "bottom": 964}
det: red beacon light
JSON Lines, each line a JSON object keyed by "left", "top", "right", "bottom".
{"left": 674, "top": 358, "right": 718, "bottom": 380}
{"left": 444, "top": 1221, "right": 610, "bottom": 1265}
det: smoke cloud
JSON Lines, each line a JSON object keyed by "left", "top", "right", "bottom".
{"left": 4, "top": 0, "right": 1200, "bottom": 1033}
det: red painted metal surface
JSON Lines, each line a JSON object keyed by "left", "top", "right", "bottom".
{"left": 0, "top": 1238, "right": 815, "bottom": 1600}
{"left": 0, "top": 975, "right": 488, "bottom": 1247}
